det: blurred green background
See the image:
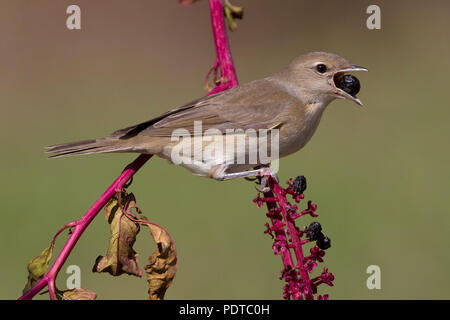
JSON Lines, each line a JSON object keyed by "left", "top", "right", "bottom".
{"left": 1, "top": 0, "right": 449, "bottom": 299}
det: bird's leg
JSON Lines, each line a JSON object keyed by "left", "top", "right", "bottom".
{"left": 217, "top": 166, "right": 279, "bottom": 193}
{"left": 217, "top": 169, "right": 263, "bottom": 180}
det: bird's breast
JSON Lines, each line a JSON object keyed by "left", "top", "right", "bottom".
{"left": 279, "top": 102, "right": 327, "bottom": 157}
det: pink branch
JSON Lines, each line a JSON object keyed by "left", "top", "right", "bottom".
{"left": 208, "top": 0, "right": 239, "bottom": 94}
{"left": 19, "top": 154, "right": 152, "bottom": 300}
{"left": 272, "top": 182, "right": 313, "bottom": 299}
{"left": 20, "top": 0, "right": 238, "bottom": 300}
{"left": 261, "top": 186, "right": 302, "bottom": 300}
{"left": 255, "top": 175, "right": 334, "bottom": 300}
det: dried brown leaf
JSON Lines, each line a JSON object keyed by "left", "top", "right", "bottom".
{"left": 93, "top": 193, "right": 142, "bottom": 277}
{"left": 93, "top": 191, "right": 177, "bottom": 299}
{"left": 57, "top": 288, "right": 97, "bottom": 300}
{"left": 141, "top": 217, "right": 178, "bottom": 300}
{"left": 22, "top": 245, "right": 53, "bottom": 295}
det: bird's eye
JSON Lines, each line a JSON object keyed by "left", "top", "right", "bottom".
{"left": 316, "top": 64, "right": 327, "bottom": 74}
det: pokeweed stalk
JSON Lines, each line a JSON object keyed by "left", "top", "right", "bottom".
{"left": 254, "top": 175, "right": 335, "bottom": 300}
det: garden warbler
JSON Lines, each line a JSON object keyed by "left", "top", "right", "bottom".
{"left": 46, "top": 52, "right": 367, "bottom": 180}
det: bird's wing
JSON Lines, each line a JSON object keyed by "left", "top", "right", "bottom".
{"left": 113, "top": 79, "right": 297, "bottom": 139}
{"left": 109, "top": 94, "right": 219, "bottom": 139}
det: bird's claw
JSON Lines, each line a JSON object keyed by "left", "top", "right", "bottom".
{"left": 256, "top": 175, "right": 272, "bottom": 193}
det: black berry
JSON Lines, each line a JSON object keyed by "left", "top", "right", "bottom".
{"left": 337, "top": 74, "right": 360, "bottom": 97}
{"left": 317, "top": 236, "right": 331, "bottom": 250}
{"left": 293, "top": 176, "right": 307, "bottom": 195}
{"left": 307, "top": 222, "right": 322, "bottom": 241}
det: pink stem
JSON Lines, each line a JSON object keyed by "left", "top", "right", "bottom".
{"left": 19, "top": 154, "right": 152, "bottom": 300}
{"left": 208, "top": 0, "right": 239, "bottom": 94}
{"left": 262, "top": 186, "right": 302, "bottom": 300}
{"left": 272, "top": 182, "right": 313, "bottom": 300}
{"left": 51, "top": 221, "right": 78, "bottom": 246}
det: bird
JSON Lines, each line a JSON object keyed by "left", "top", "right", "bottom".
{"left": 46, "top": 52, "right": 367, "bottom": 181}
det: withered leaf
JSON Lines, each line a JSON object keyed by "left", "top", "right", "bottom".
{"left": 93, "top": 193, "right": 142, "bottom": 277}
{"left": 22, "top": 245, "right": 53, "bottom": 295}
{"left": 57, "top": 288, "right": 97, "bottom": 300}
{"left": 141, "top": 216, "right": 178, "bottom": 300}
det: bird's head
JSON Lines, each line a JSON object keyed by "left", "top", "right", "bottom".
{"left": 280, "top": 52, "right": 367, "bottom": 106}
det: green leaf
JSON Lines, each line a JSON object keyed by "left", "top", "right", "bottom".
{"left": 22, "top": 245, "right": 53, "bottom": 295}
{"left": 92, "top": 193, "right": 142, "bottom": 277}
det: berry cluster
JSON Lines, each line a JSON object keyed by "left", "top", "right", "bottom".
{"left": 254, "top": 175, "right": 334, "bottom": 300}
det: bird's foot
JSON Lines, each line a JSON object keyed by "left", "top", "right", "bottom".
{"left": 256, "top": 167, "right": 279, "bottom": 193}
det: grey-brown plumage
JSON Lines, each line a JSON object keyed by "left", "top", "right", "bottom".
{"left": 46, "top": 52, "right": 367, "bottom": 180}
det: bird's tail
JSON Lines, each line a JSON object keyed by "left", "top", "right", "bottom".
{"left": 45, "top": 138, "right": 131, "bottom": 158}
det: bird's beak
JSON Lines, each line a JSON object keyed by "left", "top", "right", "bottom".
{"left": 331, "top": 65, "right": 368, "bottom": 106}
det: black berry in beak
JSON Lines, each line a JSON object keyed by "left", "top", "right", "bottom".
{"left": 331, "top": 65, "right": 367, "bottom": 106}
{"left": 336, "top": 74, "right": 360, "bottom": 97}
